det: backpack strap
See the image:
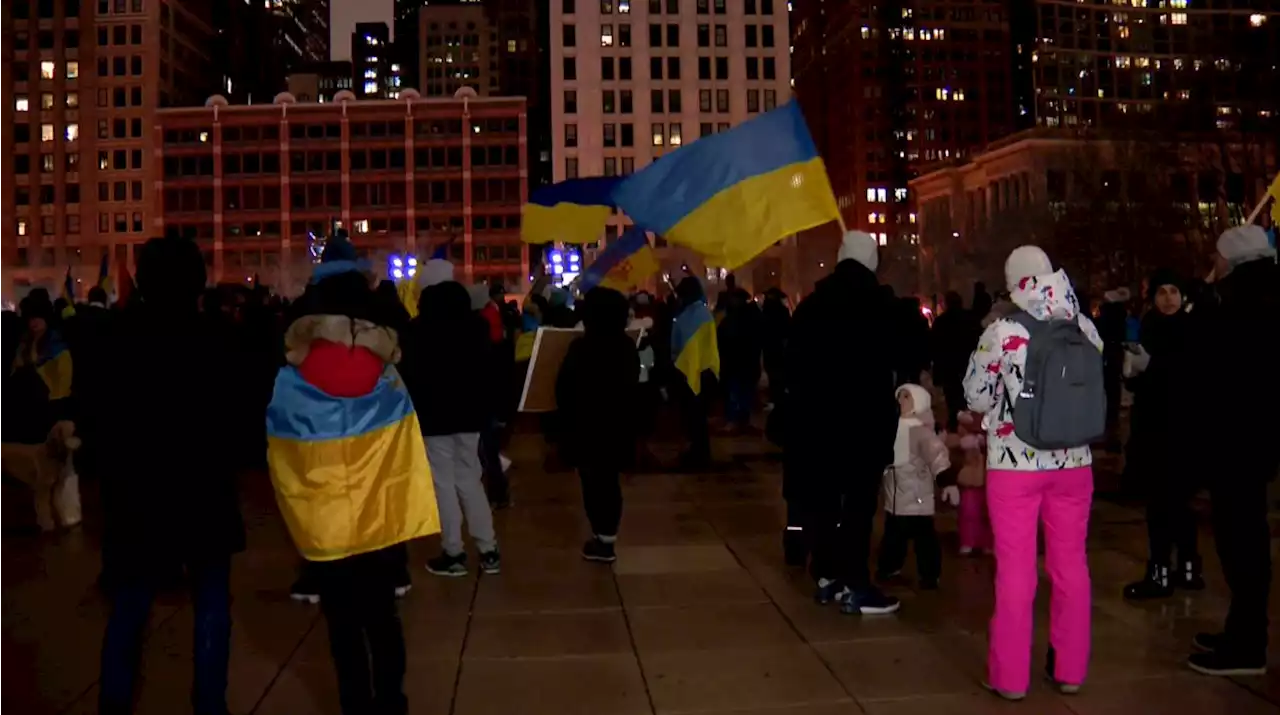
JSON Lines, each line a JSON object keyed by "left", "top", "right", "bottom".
{"left": 999, "top": 310, "right": 1037, "bottom": 419}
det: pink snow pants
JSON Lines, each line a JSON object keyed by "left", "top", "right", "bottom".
{"left": 986, "top": 466, "right": 1093, "bottom": 694}
{"left": 958, "top": 486, "right": 992, "bottom": 550}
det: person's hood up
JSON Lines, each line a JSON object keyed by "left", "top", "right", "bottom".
{"left": 1010, "top": 268, "right": 1082, "bottom": 321}
{"left": 580, "top": 287, "right": 629, "bottom": 336}
{"left": 418, "top": 281, "right": 473, "bottom": 323}
{"left": 896, "top": 383, "right": 934, "bottom": 426}
{"left": 418, "top": 259, "right": 455, "bottom": 288}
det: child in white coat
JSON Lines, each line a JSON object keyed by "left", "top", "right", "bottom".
{"left": 876, "top": 384, "right": 960, "bottom": 589}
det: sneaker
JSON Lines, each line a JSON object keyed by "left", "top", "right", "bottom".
{"left": 1187, "top": 650, "right": 1266, "bottom": 677}
{"left": 479, "top": 550, "right": 501, "bottom": 575}
{"left": 1122, "top": 562, "right": 1173, "bottom": 600}
{"left": 394, "top": 584, "right": 413, "bottom": 598}
{"left": 982, "top": 682, "right": 1026, "bottom": 701}
{"left": 840, "top": 587, "right": 901, "bottom": 615}
{"left": 814, "top": 578, "right": 845, "bottom": 605}
{"left": 290, "top": 578, "right": 320, "bottom": 604}
{"left": 1192, "top": 632, "right": 1222, "bottom": 653}
{"left": 582, "top": 538, "right": 617, "bottom": 563}
{"left": 1176, "top": 559, "right": 1206, "bottom": 591}
{"left": 426, "top": 553, "right": 468, "bottom": 578}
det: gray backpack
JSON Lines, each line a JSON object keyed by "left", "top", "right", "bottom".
{"left": 1002, "top": 311, "right": 1106, "bottom": 450}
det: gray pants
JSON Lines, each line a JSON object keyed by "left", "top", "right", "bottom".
{"left": 425, "top": 433, "right": 497, "bottom": 556}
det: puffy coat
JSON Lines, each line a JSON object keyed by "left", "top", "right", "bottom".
{"left": 883, "top": 385, "right": 951, "bottom": 516}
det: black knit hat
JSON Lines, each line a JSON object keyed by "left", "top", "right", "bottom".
{"left": 1146, "top": 268, "right": 1182, "bottom": 303}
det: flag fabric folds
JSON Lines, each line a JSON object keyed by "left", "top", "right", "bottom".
{"left": 396, "top": 279, "right": 420, "bottom": 318}
{"left": 579, "top": 227, "right": 660, "bottom": 292}
{"left": 611, "top": 101, "right": 839, "bottom": 269}
{"left": 35, "top": 334, "right": 74, "bottom": 401}
{"left": 61, "top": 268, "right": 77, "bottom": 318}
{"left": 521, "top": 177, "right": 621, "bottom": 245}
{"left": 266, "top": 366, "right": 440, "bottom": 561}
{"left": 116, "top": 258, "right": 135, "bottom": 306}
{"left": 671, "top": 301, "right": 720, "bottom": 395}
{"left": 1268, "top": 173, "right": 1280, "bottom": 227}
{"left": 97, "top": 252, "right": 112, "bottom": 295}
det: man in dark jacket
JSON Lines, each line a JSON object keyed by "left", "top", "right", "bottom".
{"left": 717, "top": 287, "right": 763, "bottom": 431}
{"left": 929, "top": 291, "right": 981, "bottom": 430}
{"left": 760, "top": 288, "right": 790, "bottom": 408}
{"left": 1185, "top": 226, "right": 1279, "bottom": 677}
{"left": 96, "top": 236, "right": 244, "bottom": 715}
{"left": 783, "top": 230, "right": 901, "bottom": 615}
{"left": 400, "top": 270, "right": 500, "bottom": 578}
{"left": 556, "top": 287, "right": 641, "bottom": 563}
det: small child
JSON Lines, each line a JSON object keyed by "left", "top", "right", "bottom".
{"left": 954, "top": 411, "right": 992, "bottom": 555}
{"left": 876, "top": 384, "right": 959, "bottom": 589}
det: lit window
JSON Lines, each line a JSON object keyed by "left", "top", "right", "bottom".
{"left": 198, "top": 131, "right": 210, "bottom": 143}
{"left": 40, "top": 61, "right": 56, "bottom": 79}
{"left": 865, "top": 187, "right": 877, "bottom": 202}
{"left": 353, "top": 219, "right": 370, "bottom": 234}
{"left": 67, "top": 61, "right": 79, "bottom": 79}
{"left": 619, "top": 0, "right": 629, "bottom": 11}
{"left": 364, "top": 81, "right": 377, "bottom": 93}
{"left": 16, "top": 95, "right": 29, "bottom": 111}
{"left": 601, "top": 24, "right": 614, "bottom": 47}
{"left": 364, "top": 68, "right": 378, "bottom": 79}
{"left": 66, "top": 123, "right": 79, "bottom": 141}
{"left": 651, "top": 122, "right": 664, "bottom": 146}
{"left": 507, "top": 39, "right": 516, "bottom": 52}
{"left": 41, "top": 124, "right": 55, "bottom": 142}
{"left": 42, "top": 93, "right": 55, "bottom": 109}
{"left": 1249, "top": 14, "right": 1265, "bottom": 27}
{"left": 669, "top": 123, "right": 682, "bottom": 146}
{"left": 17, "top": 220, "right": 29, "bottom": 237}
{"left": 66, "top": 92, "right": 79, "bottom": 108}
{"left": 1171, "top": 13, "right": 1186, "bottom": 25}
{"left": 877, "top": 188, "right": 887, "bottom": 202}
{"left": 867, "top": 212, "right": 878, "bottom": 224}
{"left": 877, "top": 233, "right": 887, "bottom": 246}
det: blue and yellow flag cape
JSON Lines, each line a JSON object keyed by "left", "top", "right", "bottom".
{"left": 35, "top": 333, "right": 74, "bottom": 401}
{"left": 612, "top": 101, "right": 840, "bottom": 269}
{"left": 266, "top": 366, "right": 440, "bottom": 561}
{"left": 671, "top": 301, "right": 720, "bottom": 395}
{"left": 61, "top": 268, "right": 77, "bottom": 318}
{"left": 580, "top": 226, "right": 660, "bottom": 292}
{"left": 521, "top": 177, "right": 621, "bottom": 245}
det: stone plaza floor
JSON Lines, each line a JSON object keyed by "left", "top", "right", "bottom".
{"left": 4, "top": 429, "right": 1280, "bottom": 714}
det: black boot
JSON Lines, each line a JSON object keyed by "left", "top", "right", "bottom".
{"left": 1122, "top": 561, "right": 1173, "bottom": 600}
{"left": 1175, "top": 557, "right": 1206, "bottom": 591}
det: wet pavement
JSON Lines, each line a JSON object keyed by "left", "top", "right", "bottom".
{"left": 4, "top": 430, "right": 1279, "bottom": 714}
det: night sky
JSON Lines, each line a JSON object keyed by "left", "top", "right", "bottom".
{"left": 330, "top": 0, "right": 393, "bottom": 61}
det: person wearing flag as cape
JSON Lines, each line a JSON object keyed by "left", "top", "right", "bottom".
{"left": 267, "top": 236, "right": 441, "bottom": 715}
{"left": 670, "top": 275, "right": 720, "bottom": 470}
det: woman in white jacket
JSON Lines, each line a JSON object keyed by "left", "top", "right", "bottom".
{"left": 963, "top": 246, "right": 1103, "bottom": 700}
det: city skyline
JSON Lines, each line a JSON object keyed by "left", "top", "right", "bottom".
{"left": 332, "top": 0, "right": 393, "bottom": 61}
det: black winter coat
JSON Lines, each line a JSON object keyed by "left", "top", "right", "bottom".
{"left": 782, "top": 260, "right": 899, "bottom": 498}
{"left": 399, "top": 282, "right": 496, "bottom": 436}
{"left": 95, "top": 303, "right": 245, "bottom": 576}
{"left": 1126, "top": 308, "right": 1194, "bottom": 481}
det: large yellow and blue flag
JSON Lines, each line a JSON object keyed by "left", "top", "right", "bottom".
{"left": 97, "top": 251, "right": 112, "bottom": 295}
{"left": 266, "top": 366, "right": 440, "bottom": 561}
{"left": 672, "top": 300, "right": 720, "bottom": 395}
{"left": 521, "top": 177, "right": 621, "bottom": 245}
{"left": 580, "top": 227, "right": 660, "bottom": 292}
{"left": 61, "top": 267, "right": 77, "bottom": 318}
{"left": 612, "top": 101, "right": 840, "bottom": 269}
{"left": 35, "top": 333, "right": 74, "bottom": 401}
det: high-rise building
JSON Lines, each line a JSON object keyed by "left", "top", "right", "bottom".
{"left": 2, "top": 0, "right": 285, "bottom": 299}
{"left": 1018, "top": 1, "right": 1277, "bottom": 134}
{"left": 418, "top": 3, "right": 494, "bottom": 97}
{"left": 155, "top": 91, "right": 529, "bottom": 296}
{"left": 789, "top": 0, "right": 1015, "bottom": 290}
{"left": 550, "top": 0, "right": 792, "bottom": 281}
{"left": 353, "top": 22, "right": 400, "bottom": 99}
{"left": 265, "top": 0, "right": 330, "bottom": 69}
{"left": 287, "top": 61, "right": 354, "bottom": 103}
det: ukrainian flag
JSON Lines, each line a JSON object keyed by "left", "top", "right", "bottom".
{"left": 521, "top": 177, "right": 621, "bottom": 245}
{"left": 35, "top": 334, "right": 74, "bottom": 401}
{"left": 671, "top": 300, "right": 719, "bottom": 395}
{"left": 266, "top": 366, "right": 440, "bottom": 561}
{"left": 612, "top": 101, "right": 840, "bottom": 269}
{"left": 580, "top": 227, "right": 660, "bottom": 292}
{"left": 61, "top": 268, "right": 77, "bottom": 318}
{"left": 98, "top": 251, "right": 112, "bottom": 295}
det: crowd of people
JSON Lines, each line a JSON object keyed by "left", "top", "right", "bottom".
{"left": 2, "top": 219, "right": 1277, "bottom": 713}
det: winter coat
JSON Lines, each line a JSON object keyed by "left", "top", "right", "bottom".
{"left": 717, "top": 298, "right": 763, "bottom": 382}
{"left": 1186, "top": 258, "right": 1280, "bottom": 480}
{"left": 555, "top": 288, "right": 640, "bottom": 471}
{"left": 1125, "top": 308, "right": 1194, "bottom": 481}
{"left": 929, "top": 306, "right": 981, "bottom": 386}
{"left": 883, "top": 391, "right": 952, "bottom": 517}
{"left": 94, "top": 303, "right": 245, "bottom": 575}
{"left": 399, "top": 281, "right": 496, "bottom": 437}
{"left": 952, "top": 411, "right": 987, "bottom": 488}
{"left": 962, "top": 269, "right": 1104, "bottom": 471}
{"left": 783, "top": 259, "right": 899, "bottom": 497}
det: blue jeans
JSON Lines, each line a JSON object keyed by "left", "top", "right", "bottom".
{"left": 724, "top": 376, "right": 755, "bottom": 427}
{"left": 99, "top": 557, "right": 232, "bottom": 715}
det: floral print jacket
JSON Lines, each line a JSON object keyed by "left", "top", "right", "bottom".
{"left": 962, "top": 269, "right": 1104, "bottom": 471}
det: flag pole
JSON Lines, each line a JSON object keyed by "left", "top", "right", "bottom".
{"left": 1244, "top": 193, "right": 1271, "bottom": 224}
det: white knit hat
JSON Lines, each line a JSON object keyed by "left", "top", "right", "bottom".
{"left": 837, "top": 230, "right": 879, "bottom": 272}
{"left": 1004, "top": 245, "right": 1052, "bottom": 290}
{"left": 418, "top": 259, "right": 455, "bottom": 288}
{"left": 1216, "top": 225, "right": 1276, "bottom": 270}
{"left": 896, "top": 383, "right": 932, "bottom": 416}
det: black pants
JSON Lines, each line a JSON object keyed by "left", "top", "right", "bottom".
{"left": 313, "top": 548, "right": 408, "bottom": 715}
{"left": 479, "top": 420, "right": 509, "bottom": 503}
{"left": 876, "top": 514, "right": 941, "bottom": 583}
{"left": 677, "top": 375, "right": 711, "bottom": 462}
{"left": 579, "top": 466, "right": 622, "bottom": 538}
{"left": 1210, "top": 477, "right": 1271, "bottom": 661}
{"left": 1145, "top": 475, "right": 1199, "bottom": 566}
{"left": 941, "top": 380, "right": 966, "bottom": 432}
{"left": 805, "top": 472, "right": 881, "bottom": 591}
